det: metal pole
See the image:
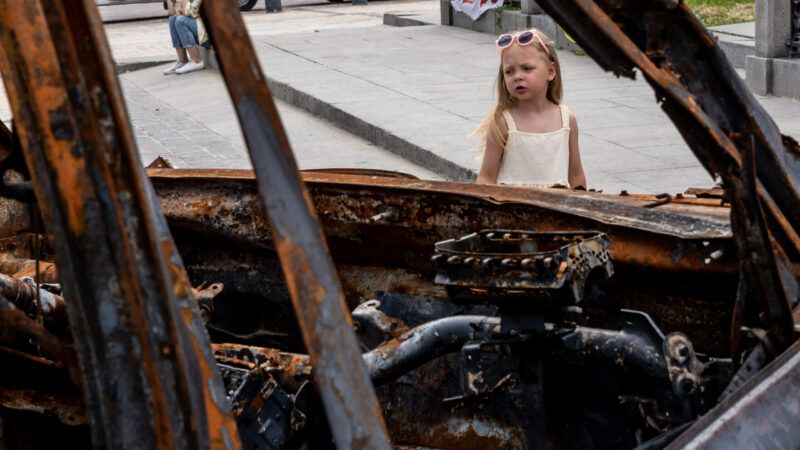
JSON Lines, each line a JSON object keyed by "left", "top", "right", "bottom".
{"left": 200, "top": 2, "right": 392, "bottom": 449}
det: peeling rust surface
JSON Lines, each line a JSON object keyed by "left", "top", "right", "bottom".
{"left": 212, "top": 343, "right": 313, "bottom": 385}
{"left": 390, "top": 417, "right": 525, "bottom": 450}
{"left": 149, "top": 168, "right": 733, "bottom": 240}
{"left": 0, "top": 293, "right": 72, "bottom": 368}
{"left": 151, "top": 169, "right": 738, "bottom": 355}
{"left": 149, "top": 169, "right": 735, "bottom": 274}
{"left": 0, "top": 272, "right": 65, "bottom": 322}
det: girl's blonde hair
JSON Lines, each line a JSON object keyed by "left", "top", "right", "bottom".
{"left": 473, "top": 29, "right": 562, "bottom": 148}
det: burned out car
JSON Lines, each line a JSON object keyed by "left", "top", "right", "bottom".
{"left": 0, "top": 0, "right": 798, "bottom": 449}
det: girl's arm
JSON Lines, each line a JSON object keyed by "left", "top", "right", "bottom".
{"left": 476, "top": 116, "right": 508, "bottom": 184}
{"left": 567, "top": 112, "right": 586, "bottom": 190}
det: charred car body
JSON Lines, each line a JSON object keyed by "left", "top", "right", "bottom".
{"left": 0, "top": 0, "right": 798, "bottom": 449}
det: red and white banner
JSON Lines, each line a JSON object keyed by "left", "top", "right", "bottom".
{"left": 451, "top": 0, "right": 503, "bottom": 21}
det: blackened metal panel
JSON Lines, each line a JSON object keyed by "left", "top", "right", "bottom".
{"left": 535, "top": 0, "right": 798, "bottom": 354}
{"left": 667, "top": 339, "right": 800, "bottom": 449}
{"left": 0, "top": 0, "right": 240, "bottom": 448}
{"left": 199, "top": 2, "right": 392, "bottom": 449}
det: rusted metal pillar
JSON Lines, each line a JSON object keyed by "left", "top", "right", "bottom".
{"left": 0, "top": 1, "right": 241, "bottom": 449}
{"left": 200, "top": 2, "right": 392, "bottom": 449}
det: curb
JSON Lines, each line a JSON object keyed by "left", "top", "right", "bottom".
{"left": 383, "top": 13, "right": 433, "bottom": 27}
{"left": 267, "top": 78, "right": 475, "bottom": 181}
{"left": 201, "top": 47, "right": 475, "bottom": 181}
{"left": 715, "top": 36, "right": 755, "bottom": 69}
{"left": 116, "top": 56, "right": 176, "bottom": 74}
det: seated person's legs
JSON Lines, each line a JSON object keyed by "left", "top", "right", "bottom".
{"left": 164, "top": 15, "right": 189, "bottom": 74}
{"left": 175, "top": 16, "right": 200, "bottom": 60}
{"left": 173, "top": 15, "right": 205, "bottom": 73}
{"left": 168, "top": 15, "right": 183, "bottom": 52}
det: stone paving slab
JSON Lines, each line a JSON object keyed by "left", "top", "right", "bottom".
{"left": 120, "top": 68, "right": 443, "bottom": 179}
{"left": 236, "top": 16, "right": 799, "bottom": 193}
{"left": 123, "top": 82, "right": 242, "bottom": 168}
{"left": 4, "top": 2, "right": 797, "bottom": 197}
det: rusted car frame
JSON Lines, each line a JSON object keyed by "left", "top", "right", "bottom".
{"left": 0, "top": 0, "right": 241, "bottom": 448}
{"left": 0, "top": 0, "right": 798, "bottom": 449}
{"left": 536, "top": 0, "right": 800, "bottom": 362}
{"left": 200, "top": 2, "right": 391, "bottom": 448}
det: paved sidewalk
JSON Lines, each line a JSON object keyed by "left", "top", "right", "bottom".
{"left": 226, "top": 12, "right": 799, "bottom": 193}
{"left": 122, "top": 71, "right": 443, "bottom": 178}
{"left": 5, "top": 1, "right": 799, "bottom": 195}
{"left": 124, "top": 83, "right": 236, "bottom": 169}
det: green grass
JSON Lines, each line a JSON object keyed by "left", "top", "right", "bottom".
{"left": 684, "top": 0, "right": 755, "bottom": 27}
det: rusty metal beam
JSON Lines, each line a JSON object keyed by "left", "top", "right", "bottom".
{"left": 535, "top": 0, "right": 798, "bottom": 352}
{"left": 200, "top": 3, "right": 392, "bottom": 449}
{"left": 0, "top": 0, "right": 240, "bottom": 448}
{"left": 149, "top": 169, "right": 734, "bottom": 272}
{"left": 0, "top": 293, "right": 73, "bottom": 369}
{"left": 0, "top": 272, "right": 65, "bottom": 323}
{"left": 0, "top": 345, "right": 87, "bottom": 426}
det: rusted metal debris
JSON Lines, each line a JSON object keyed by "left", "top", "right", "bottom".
{"left": 432, "top": 230, "right": 613, "bottom": 303}
{"left": 0, "top": 0, "right": 799, "bottom": 449}
{"left": 0, "top": 0, "right": 240, "bottom": 448}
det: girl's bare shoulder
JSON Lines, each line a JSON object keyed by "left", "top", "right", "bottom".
{"left": 568, "top": 110, "right": 578, "bottom": 129}
{"left": 497, "top": 110, "right": 509, "bottom": 134}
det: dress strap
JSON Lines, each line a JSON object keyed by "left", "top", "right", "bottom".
{"left": 501, "top": 109, "right": 518, "bottom": 133}
{"left": 559, "top": 104, "right": 570, "bottom": 130}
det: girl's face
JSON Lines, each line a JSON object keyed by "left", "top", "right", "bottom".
{"left": 501, "top": 44, "right": 555, "bottom": 102}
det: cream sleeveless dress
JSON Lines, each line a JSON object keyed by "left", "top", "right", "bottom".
{"left": 496, "top": 105, "right": 571, "bottom": 188}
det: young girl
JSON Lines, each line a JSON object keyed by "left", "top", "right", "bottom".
{"left": 475, "top": 29, "right": 586, "bottom": 190}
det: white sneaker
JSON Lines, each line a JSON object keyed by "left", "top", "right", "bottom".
{"left": 163, "top": 60, "right": 187, "bottom": 75}
{"left": 175, "top": 60, "right": 205, "bottom": 74}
